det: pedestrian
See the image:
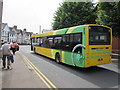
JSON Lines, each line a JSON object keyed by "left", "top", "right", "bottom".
{"left": 10, "top": 41, "right": 16, "bottom": 55}
{"left": 1, "top": 41, "right": 12, "bottom": 69}
{"left": 14, "top": 42, "right": 19, "bottom": 51}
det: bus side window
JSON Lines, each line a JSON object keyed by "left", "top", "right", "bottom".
{"left": 40, "top": 38, "right": 44, "bottom": 47}
{"left": 69, "top": 34, "right": 74, "bottom": 51}
{"left": 54, "top": 36, "right": 62, "bottom": 49}
{"left": 32, "top": 38, "right": 35, "bottom": 45}
{"left": 32, "top": 38, "right": 39, "bottom": 46}
{"left": 73, "top": 33, "right": 82, "bottom": 53}
{"left": 47, "top": 37, "right": 54, "bottom": 48}
{"left": 62, "top": 35, "right": 70, "bottom": 51}
{"left": 74, "top": 33, "right": 82, "bottom": 44}
{"left": 36, "top": 38, "right": 39, "bottom": 46}
{"left": 44, "top": 37, "right": 48, "bottom": 47}
{"left": 39, "top": 38, "right": 43, "bottom": 46}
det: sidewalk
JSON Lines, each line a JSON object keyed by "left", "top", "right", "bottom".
{"left": 0, "top": 52, "right": 47, "bottom": 88}
{"left": 112, "top": 53, "right": 119, "bottom": 65}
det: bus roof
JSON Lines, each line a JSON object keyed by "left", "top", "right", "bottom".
{"left": 31, "top": 24, "right": 111, "bottom": 38}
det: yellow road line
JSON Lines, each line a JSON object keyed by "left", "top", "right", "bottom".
{"left": 19, "top": 52, "right": 58, "bottom": 90}
{"left": 22, "top": 57, "right": 52, "bottom": 89}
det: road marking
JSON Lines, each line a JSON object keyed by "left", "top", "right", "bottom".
{"left": 23, "top": 57, "right": 51, "bottom": 89}
{"left": 19, "top": 52, "right": 58, "bottom": 90}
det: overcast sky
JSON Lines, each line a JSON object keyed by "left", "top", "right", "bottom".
{"left": 2, "top": 0, "right": 63, "bottom": 33}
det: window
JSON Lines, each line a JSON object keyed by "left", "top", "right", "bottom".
{"left": 32, "top": 38, "right": 39, "bottom": 46}
{"left": 42, "top": 37, "right": 47, "bottom": 47}
{"left": 89, "top": 26, "right": 110, "bottom": 45}
{"left": 39, "top": 38, "right": 42, "bottom": 46}
{"left": 72, "top": 33, "right": 82, "bottom": 53}
{"left": 61, "top": 35, "right": 70, "bottom": 51}
{"left": 73, "top": 33, "right": 82, "bottom": 43}
{"left": 62, "top": 35, "right": 70, "bottom": 43}
{"left": 54, "top": 37, "right": 62, "bottom": 44}
{"left": 47, "top": 37, "right": 54, "bottom": 48}
{"left": 54, "top": 36, "right": 62, "bottom": 49}
{"left": 61, "top": 33, "right": 82, "bottom": 52}
{"left": 70, "top": 34, "right": 73, "bottom": 42}
{"left": 31, "top": 32, "right": 82, "bottom": 53}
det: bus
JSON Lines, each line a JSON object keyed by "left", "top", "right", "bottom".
{"left": 30, "top": 24, "right": 112, "bottom": 67}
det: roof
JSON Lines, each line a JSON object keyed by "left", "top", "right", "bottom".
{"left": 1, "top": 23, "right": 7, "bottom": 30}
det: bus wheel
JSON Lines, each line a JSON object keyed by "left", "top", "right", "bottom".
{"left": 55, "top": 54, "right": 61, "bottom": 64}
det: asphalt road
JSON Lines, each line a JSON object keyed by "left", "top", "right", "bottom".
{"left": 19, "top": 45, "right": 119, "bottom": 88}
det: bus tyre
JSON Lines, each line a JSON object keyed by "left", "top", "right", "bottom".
{"left": 55, "top": 54, "right": 61, "bottom": 64}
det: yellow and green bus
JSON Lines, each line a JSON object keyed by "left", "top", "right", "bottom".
{"left": 30, "top": 24, "right": 112, "bottom": 67}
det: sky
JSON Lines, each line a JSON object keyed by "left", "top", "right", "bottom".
{"left": 2, "top": 0, "right": 63, "bottom": 33}
{"left": 2, "top": 0, "right": 99, "bottom": 34}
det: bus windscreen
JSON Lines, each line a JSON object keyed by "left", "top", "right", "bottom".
{"left": 89, "top": 26, "right": 111, "bottom": 45}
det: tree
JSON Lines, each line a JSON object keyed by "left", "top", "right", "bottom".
{"left": 52, "top": 2, "right": 96, "bottom": 30}
{"left": 96, "top": 2, "right": 120, "bottom": 37}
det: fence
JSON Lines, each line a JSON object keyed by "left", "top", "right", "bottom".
{"left": 112, "top": 37, "right": 120, "bottom": 53}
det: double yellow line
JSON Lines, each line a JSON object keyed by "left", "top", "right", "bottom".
{"left": 19, "top": 52, "right": 58, "bottom": 90}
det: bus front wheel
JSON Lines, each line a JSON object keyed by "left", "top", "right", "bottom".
{"left": 55, "top": 54, "right": 61, "bottom": 64}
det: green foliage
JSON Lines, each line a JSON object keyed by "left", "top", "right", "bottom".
{"left": 52, "top": 2, "right": 120, "bottom": 37}
{"left": 96, "top": 2, "right": 120, "bottom": 37}
{"left": 52, "top": 2, "right": 96, "bottom": 30}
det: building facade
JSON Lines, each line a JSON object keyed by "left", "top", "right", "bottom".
{"left": 1, "top": 23, "right": 10, "bottom": 41}
{"left": 1, "top": 24, "right": 33, "bottom": 44}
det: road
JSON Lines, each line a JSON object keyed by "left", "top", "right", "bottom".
{"left": 19, "top": 45, "right": 119, "bottom": 88}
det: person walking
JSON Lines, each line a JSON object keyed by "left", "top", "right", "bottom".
{"left": 14, "top": 42, "right": 19, "bottom": 51}
{"left": 10, "top": 41, "right": 16, "bottom": 55}
{"left": 1, "top": 41, "right": 12, "bottom": 69}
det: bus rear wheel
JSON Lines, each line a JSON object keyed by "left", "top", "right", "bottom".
{"left": 55, "top": 54, "right": 61, "bottom": 64}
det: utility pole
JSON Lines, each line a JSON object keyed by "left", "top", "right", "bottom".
{"left": 0, "top": 0, "right": 3, "bottom": 59}
{"left": 0, "top": 1, "right": 3, "bottom": 89}
{"left": 0, "top": 0, "right": 3, "bottom": 47}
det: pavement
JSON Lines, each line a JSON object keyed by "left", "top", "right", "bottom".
{"left": 0, "top": 51, "right": 119, "bottom": 89}
{"left": 0, "top": 52, "right": 47, "bottom": 89}
{"left": 112, "top": 53, "right": 120, "bottom": 65}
